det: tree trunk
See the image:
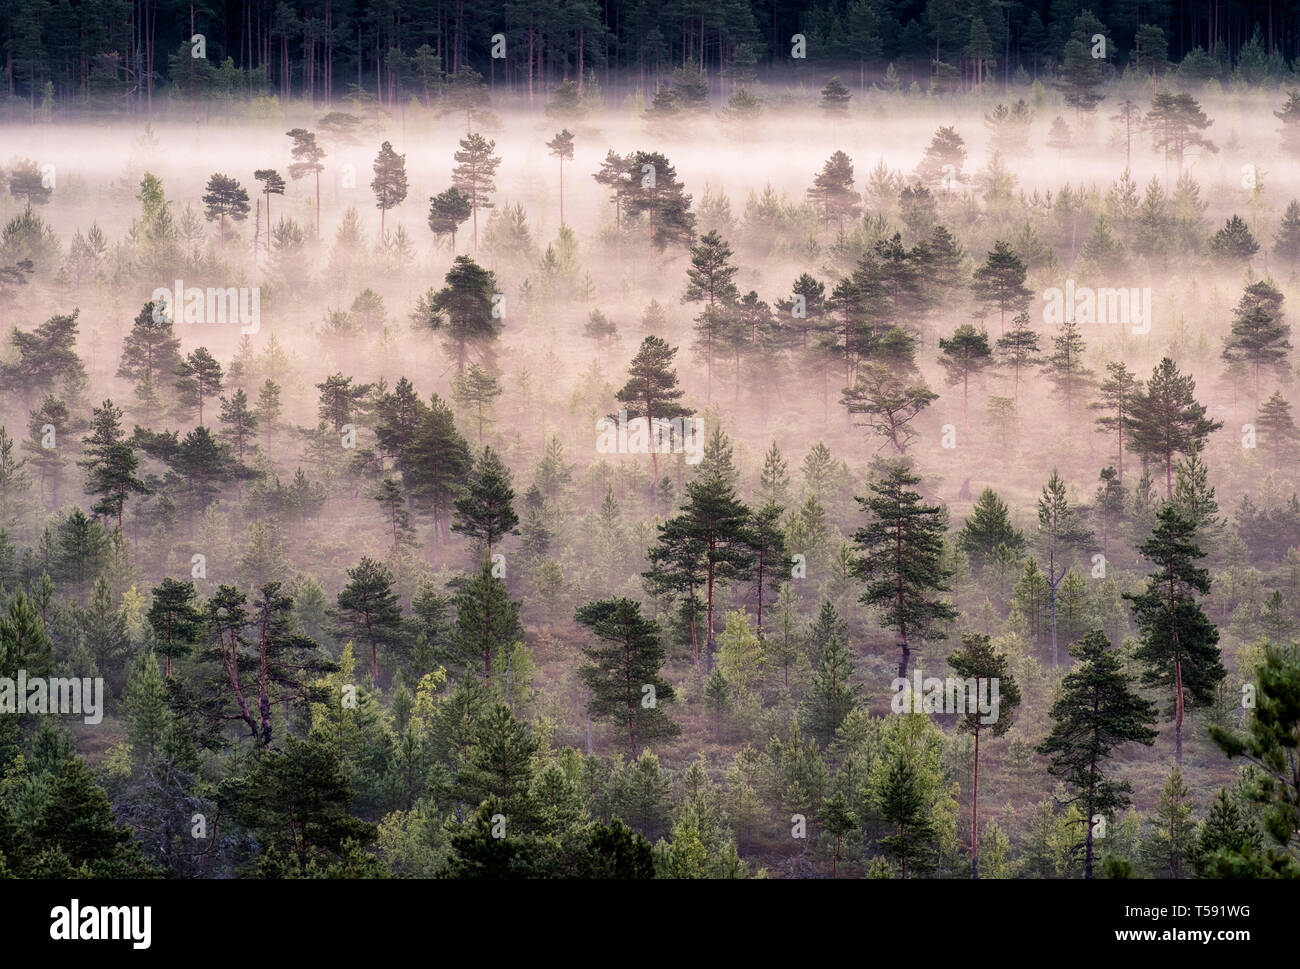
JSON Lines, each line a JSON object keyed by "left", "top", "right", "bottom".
{"left": 1050, "top": 578, "right": 1058, "bottom": 668}
{"left": 705, "top": 546, "right": 716, "bottom": 672}
{"left": 1174, "top": 655, "right": 1184, "bottom": 766}
{"left": 971, "top": 725, "right": 980, "bottom": 878}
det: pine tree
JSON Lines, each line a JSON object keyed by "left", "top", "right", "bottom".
{"left": 985, "top": 99, "right": 1035, "bottom": 158}
{"left": 643, "top": 515, "right": 707, "bottom": 669}
{"left": 806, "top": 151, "right": 860, "bottom": 231}
{"left": 958, "top": 487, "right": 1026, "bottom": 570}
{"left": 286, "top": 128, "right": 326, "bottom": 238}
{"left": 716, "top": 610, "right": 765, "bottom": 702}
{"left": 1037, "top": 629, "right": 1158, "bottom": 878}
{"left": 647, "top": 477, "right": 753, "bottom": 672}
{"left": 1126, "top": 504, "right": 1225, "bottom": 765}
{"left": 841, "top": 364, "right": 938, "bottom": 454}
{"left": 451, "top": 132, "right": 502, "bottom": 251}
{"left": 799, "top": 633, "right": 859, "bottom": 746}
{"left": 79, "top": 575, "right": 129, "bottom": 681}
{"left": 875, "top": 748, "right": 936, "bottom": 878}
{"left": 1093, "top": 466, "right": 1127, "bottom": 557}
{"left": 545, "top": 129, "right": 574, "bottom": 227}
{"left": 819, "top": 75, "right": 851, "bottom": 115}
{"left": 118, "top": 301, "right": 183, "bottom": 385}
{"left": 623, "top": 150, "right": 695, "bottom": 252}
{"left": 820, "top": 789, "right": 857, "bottom": 877}
{"left": 140, "top": 425, "right": 248, "bottom": 511}
{"left": 315, "top": 373, "right": 374, "bottom": 432}
{"left": 1133, "top": 175, "right": 1170, "bottom": 259}
{"left": 1170, "top": 445, "right": 1222, "bottom": 550}
{"left": 532, "top": 435, "right": 574, "bottom": 504}
{"left": 427, "top": 187, "right": 472, "bottom": 254}
{"left": 1274, "top": 199, "right": 1300, "bottom": 265}
{"left": 444, "top": 65, "right": 491, "bottom": 131}
{"left": 592, "top": 150, "right": 631, "bottom": 258}
{"left": 335, "top": 557, "right": 404, "bottom": 687}
{"left": 410, "top": 394, "right": 473, "bottom": 546}
{"left": 369, "top": 141, "right": 408, "bottom": 237}
{"left": 1091, "top": 361, "right": 1141, "bottom": 484}
{"left": 757, "top": 442, "right": 790, "bottom": 507}
{"left": 576, "top": 597, "right": 680, "bottom": 757}
{"left": 1057, "top": 35, "right": 1106, "bottom": 115}
{"left": 451, "top": 365, "right": 502, "bottom": 444}
{"left": 174, "top": 347, "right": 223, "bottom": 426}
{"left": 421, "top": 256, "right": 501, "bottom": 373}
{"left": 583, "top": 309, "right": 618, "bottom": 367}
{"left": 775, "top": 273, "right": 828, "bottom": 355}
{"left": 853, "top": 459, "right": 955, "bottom": 679}
{"left": 147, "top": 577, "right": 201, "bottom": 678}
{"left": 374, "top": 476, "right": 415, "bottom": 558}
{"left": 121, "top": 651, "right": 172, "bottom": 760}
{"left": 249, "top": 581, "right": 332, "bottom": 745}
{"left": 1222, "top": 279, "right": 1291, "bottom": 404}
{"left": 1189, "top": 787, "right": 1263, "bottom": 877}
{"left": 218, "top": 389, "right": 258, "bottom": 463}
{"left": 227, "top": 735, "right": 375, "bottom": 864}
{"left": 1209, "top": 214, "right": 1260, "bottom": 262}
{"left": 972, "top": 241, "right": 1031, "bottom": 334}
{"left": 1255, "top": 391, "right": 1300, "bottom": 471}
{"left": 1141, "top": 764, "right": 1195, "bottom": 878}
{"left": 746, "top": 502, "right": 790, "bottom": 633}
{"left": 764, "top": 585, "right": 802, "bottom": 690}
{"left": 948, "top": 632, "right": 1021, "bottom": 878}
{"left": 0, "top": 592, "right": 53, "bottom": 678}
{"left": 253, "top": 169, "right": 286, "bottom": 256}
{"left": 1037, "top": 469, "right": 1094, "bottom": 667}
{"left": 54, "top": 509, "right": 110, "bottom": 600}
{"left": 0, "top": 426, "right": 30, "bottom": 529}
{"left": 684, "top": 230, "right": 740, "bottom": 400}
{"left": 612, "top": 335, "right": 690, "bottom": 501}
{"left": 23, "top": 395, "right": 72, "bottom": 508}
{"left": 201, "top": 173, "right": 250, "bottom": 242}
{"left": 994, "top": 312, "right": 1042, "bottom": 405}
{"left": 1129, "top": 357, "right": 1222, "bottom": 496}
{"left": 450, "top": 560, "right": 523, "bottom": 681}
{"left": 8, "top": 158, "right": 52, "bottom": 208}
{"left": 916, "top": 125, "right": 967, "bottom": 189}
{"left": 938, "top": 324, "right": 992, "bottom": 423}
{"left": 79, "top": 399, "right": 148, "bottom": 538}
{"left": 452, "top": 446, "right": 519, "bottom": 560}
{"left": 455, "top": 702, "right": 539, "bottom": 821}
{"left": 33, "top": 757, "right": 156, "bottom": 876}
{"left": 1276, "top": 90, "right": 1300, "bottom": 152}
{"left": 1047, "top": 116, "right": 1074, "bottom": 157}
{"left": 966, "top": 16, "right": 994, "bottom": 88}
{"left": 2, "top": 311, "right": 87, "bottom": 412}
{"left": 256, "top": 379, "right": 282, "bottom": 454}
{"left": 1145, "top": 91, "right": 1216, "bottom": 176}
{"left": 1045, "top": 319, "right": 1095, "bottom": 415}
{"left": 703, "top": 668, "right": 731, "bottom": 735}
{"left": 1208, "top": 648, "right": 1300, "bottom": 873}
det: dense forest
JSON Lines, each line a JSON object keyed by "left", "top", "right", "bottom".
{"left": 0, "top": 0, "right": 1299, "bottom": 883}
{"left": 4, "top": 0, "right": 1300, "bottom": 118}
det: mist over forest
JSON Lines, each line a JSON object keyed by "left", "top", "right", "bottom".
{"left": 1, "top": 0, "right": 1300, "bottom": 886}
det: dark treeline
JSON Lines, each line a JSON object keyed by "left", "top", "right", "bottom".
{"left": 4, "top": 0, "right": 1300, "bottom": 115}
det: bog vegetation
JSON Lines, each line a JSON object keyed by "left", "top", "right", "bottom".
{"left": 1, "top": 0, "right": 1299, "bottom": 879}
